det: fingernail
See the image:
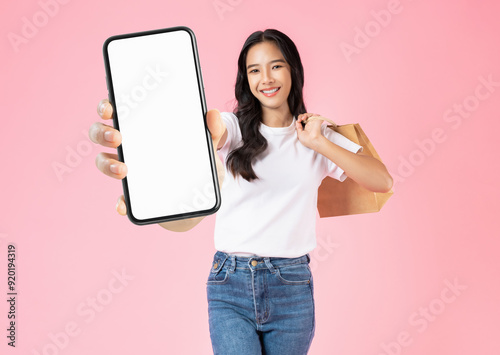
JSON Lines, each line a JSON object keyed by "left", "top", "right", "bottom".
{"left": 104, "top": 131, "right": 114, "bottom": 142}
{"left": 116, "top": 197, "right": 120, "bottom": 210}
{"left": 98, "top": 102, "right": 107, "bottom": 115}
{"left": 110, "top": 164, "right": 121, "bottom": 174}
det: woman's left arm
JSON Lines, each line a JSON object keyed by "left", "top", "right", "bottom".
{"left": 296, "top": 113, "right": 393, "bottom": 193}
{"left": 313, "top": 136, "right": 393, "bottom": 193}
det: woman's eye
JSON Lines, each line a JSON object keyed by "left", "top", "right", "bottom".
{"left": 273, "top": 65, "right": 282, "bottom": 69}
{"left": 249, "top": 69, "right": 258, "bottom": 73}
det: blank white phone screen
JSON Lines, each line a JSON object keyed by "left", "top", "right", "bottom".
{"left": 106, "top": 30, "right": 216, "bottom": 221}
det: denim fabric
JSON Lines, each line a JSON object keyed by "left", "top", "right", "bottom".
{"left": 206, "top": 251, "right": 315, "bottom": 355}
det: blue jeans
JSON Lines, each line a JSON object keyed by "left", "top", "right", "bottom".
{"left": 206, "top": 251, "right": 315, "bottom": 355}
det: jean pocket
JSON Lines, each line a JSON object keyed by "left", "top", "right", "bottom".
{"left": 276, "top": 263, "right": 312, "bottom": 285}
{"left": 206, "top": 255, "right": 230, "bottom": 285}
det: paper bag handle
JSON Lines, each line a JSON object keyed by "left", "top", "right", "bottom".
{"left": 302, "top": 115, "right": 338, "bottom": 130}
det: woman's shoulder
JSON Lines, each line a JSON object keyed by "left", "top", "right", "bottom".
{"left": 220, "top": 111, "right": 238, "bottom": 121}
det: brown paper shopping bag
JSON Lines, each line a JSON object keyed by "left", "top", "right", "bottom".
{"left": 303, "top": 116, "right": 393, "bottom": 218}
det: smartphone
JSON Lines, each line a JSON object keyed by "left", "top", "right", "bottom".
{"left": 102, "top": 26, "right": 221, "bottom": 225}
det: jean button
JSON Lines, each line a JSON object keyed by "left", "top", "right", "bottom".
{"left": 251, "top": 260, "right": 258, "bottom": 267}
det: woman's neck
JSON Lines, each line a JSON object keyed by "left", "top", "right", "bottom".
{"left": 261, "top": 106, "right": 294, "bottom": 127}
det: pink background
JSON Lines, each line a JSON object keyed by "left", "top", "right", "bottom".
{"left": 1, "top": 0, "right": 499, "bottom": 354}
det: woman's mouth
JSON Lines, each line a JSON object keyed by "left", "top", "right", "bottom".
{"left": 260, "top": 87, "right": 280, "bottom": 97}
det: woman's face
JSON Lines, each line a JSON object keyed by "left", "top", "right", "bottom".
{"left": 245, "top": 41, "right": 292, "bottom": 112}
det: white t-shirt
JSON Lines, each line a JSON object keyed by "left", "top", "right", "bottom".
{"left": 213, "top": 112, "right": 363, "bottom": 258}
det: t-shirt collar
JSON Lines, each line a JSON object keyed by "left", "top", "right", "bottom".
{"left": 259, "top": 116, "right": 296, "bottom": 135}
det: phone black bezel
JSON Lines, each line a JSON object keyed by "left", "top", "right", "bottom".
{"left": 102, "top": 26, "right": 221, "bottom": 225}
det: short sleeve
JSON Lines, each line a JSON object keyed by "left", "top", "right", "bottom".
{"left": 217, "top": 112, "right": 242, "bottom": 163}
{"left": 321, "top": 125, "right": 363, "bottom": 182}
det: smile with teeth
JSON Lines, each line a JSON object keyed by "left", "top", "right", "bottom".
{"left": 260, "top": 87, "right": 280, "bottom": 96}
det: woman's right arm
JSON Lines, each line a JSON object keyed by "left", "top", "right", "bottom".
{"left": 217, "top": 125, "right": 228, "bottom": 150}
{"left": 89, "top": 99, "right": 227, "bottom": 232}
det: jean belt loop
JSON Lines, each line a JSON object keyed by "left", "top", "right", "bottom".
{"left": 227, "top": 254, "right": 235, "bottom": 272}
{"left": 306, "top": 253, "right": 311, "bottom": 264}
{"left": 264, "top": 257, "right": 276, "bottom": 274}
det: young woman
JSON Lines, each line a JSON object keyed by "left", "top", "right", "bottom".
{"left": 90, "top": 29, "right": 392, "bottom": 355}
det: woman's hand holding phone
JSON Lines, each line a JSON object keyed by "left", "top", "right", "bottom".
{"left": 89, "top": 99, "right": 227, "bottom": 231}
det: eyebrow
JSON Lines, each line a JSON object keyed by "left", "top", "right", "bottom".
{"left": 247, "top": 59, "right": 287, "bottom": 70}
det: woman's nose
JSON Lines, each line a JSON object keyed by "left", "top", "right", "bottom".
{"left": 261, "top": 68, "right": 274, "bottom": 84}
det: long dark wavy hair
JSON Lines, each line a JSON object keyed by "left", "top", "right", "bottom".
{"left": 226, "top": 29, "right": 307, "bottom": 182}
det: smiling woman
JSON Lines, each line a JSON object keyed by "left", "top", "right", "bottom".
{"left": 206, "top": 28, "right": 393, "bottom": 355}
